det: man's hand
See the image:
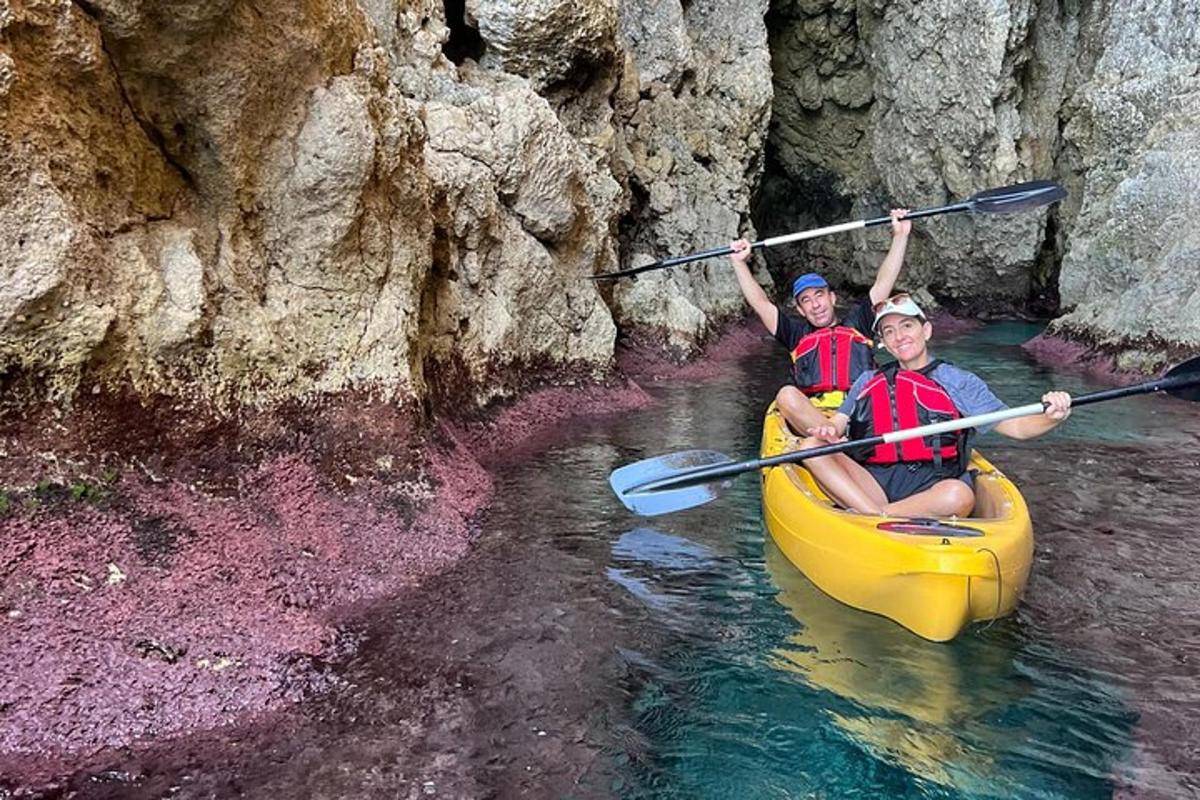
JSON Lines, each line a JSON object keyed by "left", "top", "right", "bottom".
{"left": 890, "top": 208, "right": 911, "bottom": 238}
{"left": 1042, "top": 391, "right": 1072, "bottom": 421}
{"left": 729, "top": 238, "right": 752, "bottom": 268}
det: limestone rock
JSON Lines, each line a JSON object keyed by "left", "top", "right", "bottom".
{"left": 11, "top": 0, "right": 1192, "bottom": 407}
{"left": 612, "top": 0, "right": 774, "bottom": 350}
{"left": 761, "top": 0, "right": 1200, "bottom": 363}
{"left": 469, "top": 0, "right": 620, "bottom": 89}
{"left": 0, "top": 0, "right": 183, "bottom": 399}
{"left": 1049, "top": 0, "right": 1200, "bottom": 362}
{"left": 760, "top": 0, "right": 1063, "bottom": 307}
{"left": 419, "top": 73, "right": 622, "bottom": 403}
{"left": 142, "top": 224, "right": 206, "bottom": 352}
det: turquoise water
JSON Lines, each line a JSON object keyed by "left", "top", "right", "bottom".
{"left": 88, "top": 322, "right": 1199, "bottom": 798}
{"left": 567, "top": 322, "right": 1200, "bottom": 798}
{"left": 608, "top": 533, "right": 1134, "bottom": 799}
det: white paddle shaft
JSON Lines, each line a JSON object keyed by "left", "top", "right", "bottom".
{"left": 759, "top": 220, "right": 867, "bottom": 248}
{"left": 879, "top": 402, "right": 1045, "bottom": 444}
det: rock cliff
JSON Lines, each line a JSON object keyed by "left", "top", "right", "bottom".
{"left": 2, "top": 0, "right": 1197, "bottom": 411}
{"left": 761, "top": 0, "right": 1200, "bottom": 370}
{"left": 0, "top": 0, "right": 771, "bottom": 408}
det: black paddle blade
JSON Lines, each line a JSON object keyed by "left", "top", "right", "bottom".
{"left": 588, "top": 261, "right": 664, "bottom": 282}
{"left": 1164, "top": 355, "right": 1200, "bottom": 401}
{"left": 970, "top": 180, "right": 1066, "bottom": 214}
{"left": 610, "top": 449, "right": 736, "bottom": 516}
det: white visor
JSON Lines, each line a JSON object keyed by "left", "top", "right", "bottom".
{"left": 872, "top": 296, "right": 927, "bottom": 332}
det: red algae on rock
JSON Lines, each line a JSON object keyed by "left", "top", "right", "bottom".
{"left": 925, "top": 309, "right": 985, "bottom": 337}
{"left": 1021, "top": 330, "right": 1144, "bottom": 384}
{"left": 0, "top": 454, "right": 474, "bottom": 779}
{"left": 0, "top": 317, "right": 771, "bottom": 789}
{"left": 616, "top": 317, "right": 773, "bottom": 384}
{"left": 0, "top": 373, "right": 662, "bottom": 785}
{"left": 445, "top": 380, "right": 655, "bottom": 468}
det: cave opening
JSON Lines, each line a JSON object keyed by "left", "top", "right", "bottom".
{"left": 750, "top": 2, "right": 872, "bottom": 298}
{"left": 442, "top": 0, "right": 485, "bottom": 66}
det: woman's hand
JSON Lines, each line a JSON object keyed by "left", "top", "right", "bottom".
{"left": 1042, "top": 391, "right": 1072, "bottom": 421}
{"left": 806, "top": 424, "right": 845, "bottom": 443}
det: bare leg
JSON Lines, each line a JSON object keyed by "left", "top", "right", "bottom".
{"left": 797, "top": 436, "right": 889, "bottom": 514}
{"left": 883, "top": 479, "right": 975, "bottom": 518}
{"left": 776, "top": 386, "right": 830, "bottom": 435}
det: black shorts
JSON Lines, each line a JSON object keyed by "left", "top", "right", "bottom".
{"left": 864, "top": 462, "right": 975, "bottom": 504}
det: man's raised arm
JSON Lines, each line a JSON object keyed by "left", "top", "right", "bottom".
{"left": 868, "top": 209, "right": 912, "bottom": 306}
{"left": 730, "top": 238, "right": 779, "bottom": 337}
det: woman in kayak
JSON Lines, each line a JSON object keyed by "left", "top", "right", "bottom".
{"left": 800, "top": 294, "right": 1073, "bottom": 517}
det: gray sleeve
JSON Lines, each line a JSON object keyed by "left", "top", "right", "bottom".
{"left": 933, "top": 364, "right": 1008, "bottom": 432}
{"left": 837, "top": 371, "right": 873, "bottom": 417}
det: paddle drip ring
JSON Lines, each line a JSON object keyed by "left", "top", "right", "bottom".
{"left": 976, "top": 546, "right": 1003, "bottom": 631}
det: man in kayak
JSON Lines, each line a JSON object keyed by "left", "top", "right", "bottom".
{"left": 799, "top": 294, "right": 1072, "bottom": 518}
{"left": 729, "top": 209, "right": 912, "bottom": 436}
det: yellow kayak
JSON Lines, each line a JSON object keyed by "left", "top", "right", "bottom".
{"left": 759, "top": 403, "right": 1033, "bottom": 641}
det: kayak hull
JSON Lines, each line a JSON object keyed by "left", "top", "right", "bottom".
{"left": 760, "top": 404, "right": 1033, "bottom": 642}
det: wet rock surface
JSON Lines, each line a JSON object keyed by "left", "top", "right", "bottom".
{"left": 0, "top": 394, "right": 463, "bottom": 779}
{"left": 1, "top": 530, "right": 644, "bottom": 799}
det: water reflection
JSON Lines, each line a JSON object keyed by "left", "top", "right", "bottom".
{"left": 608, "top": 519, "right": 1139, "bottom": 799}
{"left": 765, "top": 540, "right": 1028, "bottom": 794}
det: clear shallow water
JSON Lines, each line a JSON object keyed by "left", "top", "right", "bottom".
{"left": 69, "top": 323, "right": 1200, "bottom": 799}
{"left": 479, "top": 321, "right": 1200, "bottom": 799}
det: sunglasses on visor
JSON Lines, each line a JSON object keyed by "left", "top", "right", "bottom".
{"left": 872, "top": 292, "right": 913, "bottom": 313}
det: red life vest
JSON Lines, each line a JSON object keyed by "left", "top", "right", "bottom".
{"left": 790, "top": 325, "right": 875, "bottom": 394}
{"left": 847, "top": 360, "right": 967, "bottom": 475}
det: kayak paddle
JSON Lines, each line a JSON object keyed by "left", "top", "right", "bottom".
{"left": 610, "top": 355, "right": 1200, "bottom": 516}
{"left": 590, "top": 180, "right": 1066, "bottom": 282}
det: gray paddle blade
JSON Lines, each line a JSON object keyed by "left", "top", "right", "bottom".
{"left": 973, "top": 180, "right": 1066, "bottom": 213}
{"left": 609, "top": 449, "right": 735, "bottom": 516}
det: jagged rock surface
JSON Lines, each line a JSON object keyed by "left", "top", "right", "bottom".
{"left": 1048, "top": 0, "right": 1200, "bottom": 370}
{"left": 610, "top": 0, "right": 773, "bottom": 350}
{"left": 0, "top": 0, "right": 773, "bottom": 407}
{"left": 3, "top": 0, "right": 1197, "bottom": 407}
{"left": 762, "top": 0, "right": 1200, "bottom": 363}
{"left": 761, "top": 0, "right": 1064, "bottom": 306}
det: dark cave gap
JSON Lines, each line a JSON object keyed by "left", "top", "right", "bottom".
{"left": 442, "top": 0, "right": 485, "bottom": 65}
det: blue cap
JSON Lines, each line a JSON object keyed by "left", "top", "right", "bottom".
{"left": 791, "top": 273, "right": 829, "bottom": 297}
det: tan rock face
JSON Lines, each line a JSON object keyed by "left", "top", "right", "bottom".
{"left": 0, "top": 0, "right": 772, "bottom": 406}
{"left": 469, "top": 0, "right": 620, "bottom": 89}
{"left": 417, "top": 71, "right": 622, "bottom": 403}
{"left": 0, "top": 0, "right": 184, "bottom": 400}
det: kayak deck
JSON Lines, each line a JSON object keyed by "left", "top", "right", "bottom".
{"left": 760, "top": 404, "right": 1034, "bottom": 642}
